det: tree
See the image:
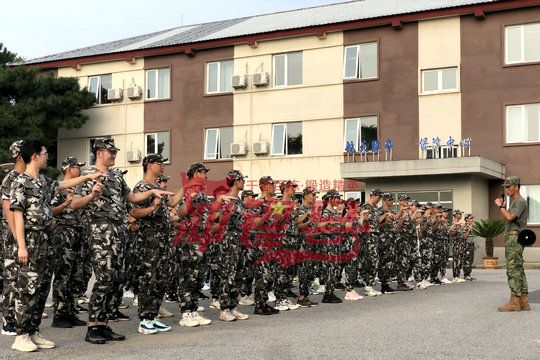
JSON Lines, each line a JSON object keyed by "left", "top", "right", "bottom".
{"left": 0, "top": 43, "right": 21, "bottom": 66}
{"left": 0, "top": 43, "right": 96, "bottom": 178}
{"left": 472, "top": 218, "right": 505, "bottom": 258}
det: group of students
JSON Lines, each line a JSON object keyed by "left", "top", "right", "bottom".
{"left": 0, "top": 137, "right": 476, "bottom": 352}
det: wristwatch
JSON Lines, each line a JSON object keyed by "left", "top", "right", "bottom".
{"left": 499, "top": 204, "right": 505, "bottom": 208}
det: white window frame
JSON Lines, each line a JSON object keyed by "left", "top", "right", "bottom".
{"left": 520, "top": 185, "right": 540, "bottom": 225}
{"left": 145, "top": 131, "right": 171, "bottom": 163}
{"left": 421, "top": 67, "right": 459, "bottom": 94}
{"left": 505, "top": 22, "right": 540, "bottom": 65}
{"left": 145, "top": 68, "right": 171, "bottom": 100}
{"left": 206, "top": 60, "right": 233, "bottom": 94}
{"left": 343, "top": 116, "right": 378, "bottom": 151}
{"left": 273, "top": 52, "right": 303, "bottom": 87}
{"left": 271, "top": 122, "right": 302, "bottom": 156}
{"left": 203, "top": 127, "right": 233, "bottom": 160}
{"left": 506, "top": 103, "right": 540, "bottom": 144}
{"left": 343, "top": 42, "right": 378, "bottom": 80}
{"left": 87, "top": 74, "right": 112, "bottom": 105}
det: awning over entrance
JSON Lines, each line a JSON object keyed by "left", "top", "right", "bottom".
{"left": 340, "top": 156, "right": 505, "bottom": 181}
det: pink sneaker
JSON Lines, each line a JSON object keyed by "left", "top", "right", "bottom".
{"left": 344, "top": 290, "right": 363, "bottom": 301}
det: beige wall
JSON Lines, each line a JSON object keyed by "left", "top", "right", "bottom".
{"left": 57, "top": 60, "right": 146, "bottom": 185}
{"left": 232, "top": 33, "right": 345, "bottom": 191}
{"left": 418, "top": 17, "right": 462, "bottom": 150}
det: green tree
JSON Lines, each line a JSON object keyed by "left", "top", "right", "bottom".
{"left": 0, "top": 44, "right": 96, "bottom": 178}
{"left": 472, "top": 218, "right": 506, "bottom": 258}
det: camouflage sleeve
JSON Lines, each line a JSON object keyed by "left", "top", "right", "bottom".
{"left": 9, "top": 177, "right": 27, "bottom": 212}
{"left": 121, "top": 176, "right": 131, "bottom": 198}
{"left": 132, "top": 182, "right": 152, "bottom": 209}
{"left": 51, "top": 192, "right": 63, "bottom": 207}
{"left": 76, "top": 179, "right": 93, "bottom": 197}
{"left": 1, "top": 177, "right": 10, "bottom": 201}
{"left": 44, "top": 175, "right": 59, "bottom": 195}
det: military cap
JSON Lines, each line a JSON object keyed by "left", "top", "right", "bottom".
{"left": 464, "top": 213, "right": 474, "bottom": 220}
{"left": 382, "top": 192, "right": 394, "bottom": 201}
{"left": 259, "top": 176, "right": 275, "bottom": 187}
{"left": 503, "top": 176, "right": 520, "bottom": 187}
{"left": 143, "top": 153, "right": 168, "bottom": 166}
{"left": 93, "top": 137, "right": 119, "bottom": 153}
{"left": 241, "top": 190, "right": 257, "bottom": 200}
{"left": 302, "top": 186, "right": 319, "bottom": 197}
{"left": 452, "top": 209, "right": 462, "bottom": 216}
{"left": 226, "top": 170, "right": 246, "bottom": 186}
{"left": 425, "top": 202, "right": 435, "bottom": 208}
{"left": 436, "top": 204, "right": 443, "bottom": 209}
{"left": 187, "top": 162, "right": 210, "bottom": 178}
{"left": 322, "top": 189, "right": 341, "bottom": 201}
{"left": 279, "top": 180, "right": 298, "bottom": 193}
{"left": 442, "top": 207, "right": 450, "bottom": 212}
{"left": 157, "top": 175, "right": 170, "bottom": 183}
{"left": 61, "top": 156, "right": 86, "bottom": 171}
{"left": 398, "top": 194, "right": 410, "bottom": 201}
{"left": 9, "top": 140, "right": 25, "bottom": 159}
{"left": 409, "top": 200, "right": 420, "bottom": 207}
{"left": 370, "top": 188, "right": 382, "bottom": 197}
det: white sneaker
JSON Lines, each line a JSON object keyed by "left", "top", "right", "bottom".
{"left": 11, "top": 334, "right": 38, "bottom": 352}
{"left": 285, "top": 299, "right": 300, "bottom": 310}
{"left": 239, "top": 296, "right": 255, "bottom": 306}
{"left": 201, "top": 283, "right": 211, "bottom": 291}
{"left": 44, "top": 301, "right": 54, "bottom": 308}
{"left": 417, "top": 280, "right": 431, "bottom": 289}
{"left": 231, "top": 308, "right": 249, "bottom": 320}
{"left": 424, "top": 280, "right": 433, "bottom": 287}
{"left": 345, "top": 290, "right": 363, "bottom": 301}
{"left": 179, "top": 312, "right": 199, "bottom": 327}
{"left": 191, "top": 311, "right": 211, "bottom": 326}
{"left": 197, "top": 306, "right": 205, "bottom": 312}
{"left": 267, "top": 291, "right": 276, "bottom": 303}
{"left": 133, "top": 296, "right": 138, "bottom": 307}
{"left": 209, "top": 299, "right": 220, "bottom": 309}
{"left": 274, "top": 300, "right": 290, "bottom": 311}
{"left": 158, "top": 306, "right": 174, "bottom": 318}
{"left": 457, "top": 277, "right": 466, "bottom": 283}
{"left": 441, "top": 277, "right": 452, "bottom": 284}
{"left": 29, "top": 332, "right": 55, "bottom": 349}
{"left": 151, "top": 319, "right": 171, "bottom": 332}
{"left": 317, "top": 285, "right": 326, "bottom": 294}
{"left": 77, "top": 296, "right": 89, "bottom": 305}
{"left": 364, "top": 286, "right": 380, "bottom": 297}
{"left": 220, "top": 309, "right": 236, "bottom": 322}
{"left": 407, "top": 276, "right": 415, "bottom": 282}
{"left": 138, "top": 320, "right": 158, "bottom": 334}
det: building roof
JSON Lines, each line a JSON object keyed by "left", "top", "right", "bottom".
{"left": 24, "top": 0, "right": 520, "bottom": 66}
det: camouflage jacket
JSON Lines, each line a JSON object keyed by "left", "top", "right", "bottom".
{"left": 132, "top": 180, "right": 169, "bottom": 227}
{"left": 1, "top": 170, "right": 21, "bottom": 224}
{"left": 360, "top": 203, "right": 382, "bottom": 233}
{"left": 51, "top": 190, "right": 82, "bottom": 227}
{"left": 10, "top": 173, "right": 58, "bottom": 231}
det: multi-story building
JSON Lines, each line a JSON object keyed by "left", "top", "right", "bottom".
{"left": 26, "top": 0, "right": 540, "bottom": 263}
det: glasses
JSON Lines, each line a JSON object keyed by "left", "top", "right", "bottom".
{"left": 106, "top": 149, "right": 118, "bottom": 156}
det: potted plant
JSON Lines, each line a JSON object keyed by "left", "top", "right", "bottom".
{"left": 472, "top": 218, "right": 505, "bottom": 269}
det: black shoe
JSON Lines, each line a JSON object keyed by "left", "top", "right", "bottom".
{"left": 267, "top": 304, "right": 280, "bottom": 314}
{"left": 1, "top": 321, "right": 17, "bottom": 336}
{"left": 254, "top": 303, "right": 273, "bottom": 315}
{"left": 322, "top": 293, "right": 342, "bottom": 304}
{"left": 197, "top": 291, "right": 209, "bottom": 300}
{"left": 69, "top": 314, "right": 87, "bottom": 326}
{"left": 396, "top": 283, "right": 414, "bottom": 292}
{"left": 76, "top": 304, "right": 88, "bottom": 313}
{"left": 85, "top": 326, "right": 107, "bottom": 344}
{"left": 285, "top": 289, "right": 299, "bottom": 298}
{"left": 165, "top": 293, "right": 179, "bottom": 303}
{"left": 51, "top": 315, "right": 73, "bottom": 328}
{"left": 113, "top": 310, "right": 130, "bottom": 321}
{"left": 98, "top": 325, "right": 126, "bottom": 341}
{"left": 297, "top": 297, "right": 318, "bottom": 307}
{"left": 335, "top": 283, "right": 346, "bottom": 291}
{"left": 381, "top": 284, "right": 397, "bottom": 294}
{"left": 431, "top": 278, "right": 442, "bottom": 285}
{"left": 352, "top": 281, "right": 365, "bottom": 288}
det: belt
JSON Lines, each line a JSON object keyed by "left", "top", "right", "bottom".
{"left": 506, "top": 230, "right": 519, "bottom": 235}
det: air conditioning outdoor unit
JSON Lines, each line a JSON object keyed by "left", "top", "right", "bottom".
{"left": 127, "top": 86, "right": 142, "bottom": 100}
{"left": 126, "top": 150, "right": 141, "bottom": 162}
{"left": 231, "top": 75, "right": 248, "bottom": 89}
{"left": 253, "top": 72, "right": 269, "bottom": 87}
{"left": 253, "top": 141, "right": 269, "bottom": 155}
{"left": 230, "top": 143, "right": 247, "bottom": 156}
{"left": 107, "top": 88, "right": 123, "bottom": 101}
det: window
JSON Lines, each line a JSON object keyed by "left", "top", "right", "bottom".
{"left": 343, "top": 42, "right": 378, "bottom": 79}
{"left": 520, "top": 185, "right": 540, "bottom": 224}
{"left": 145, "top": 131, "right": 170, "bottom": 161}
{"left": 421, "top": 67, "right": 458, "bottom": 94}
{"left": 271, "top": 122, "right": 302, "bottom": 156}
{"left": 204, "top": 127, "right": 233, "bottom": 160}
{"left": 88, "top": 74, "right": 112, "bottom": 104}
{"left": 273, "top": 52, "right": 303, "bottom": 87}
{"left": 396, "top": 190, "right": 453, "bottom": 210}
{"left": 146, "top": 68, "right": 170, "bottom": 100}
{"left": 506, "top": 103, "right": 540, "bottom": 143}
{"left": 505, "top": 23, "right": 540, "bottom": 64}
{"left": 343, "top": 116, "right": 378, "bottom": 151}
{"left": 88, "top": 136, "right": 111, "bottom": 166}
{"left": 206, "top": 60, "right": 234, "bottom": 94}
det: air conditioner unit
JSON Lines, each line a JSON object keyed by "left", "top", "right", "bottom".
{"left": 230, "top": 142, "right": 247, "bottom": 156}
{"left": 107, "top": 88, "right": 123, "bottom": 101}
{"left": 126, "top": 150, "right": 141, "bottom": 162}
{"left": 127, "top": 86, "right": 142, "bottom": 100}
{"left": 253, "top": 141, "right": 269, "bottom": 155}
{"left": 253, "top": 72, "right": 269, "bottom": 87}
{"left": 231, "top": 75, "right": 248, "bottom": 89}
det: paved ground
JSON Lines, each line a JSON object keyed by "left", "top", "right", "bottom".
{"left": 1, "top": 269, "right": 539, "bottom": 359}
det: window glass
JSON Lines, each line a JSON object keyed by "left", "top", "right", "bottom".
{"left": 506, "top": 106, "right": 523, "bottom": 143}
{"left": 441, "top": 68, "right": 457, "bottom": 90}
{"left": 524, "top": 23, "right": 540, "bottom": 62}
{"left": 287, "top": 122, "right": 303, "bottom": 155}
{"left": 219, "top": 60, "right": 234, "bottom": 93}
{"left": 344, "top": 119, "right": 359, "bottom": 150}
{"left": 525, "top": 185, "right": 540, "bottom": 224}
{"left": 344, "top": 46, "right": 358, "bottom": 78}
{"left": 274, "top": 55, "right": 286, "bottom": 86}
{"left": 204, "top": 128, "right": 219, "bottom": 159}
{"left": 506, "top": 25, "right": 522, "bottom": 63}
{"left": 360, "top": 116, "right": 378, "bottom": 150}
{"left": 100, "top": 74, "right": 112, "bottom": 104}
{"left": 287, "top": 52, "right": 303, "bottom": 85}
{"left": 147, "top": 70, "right": 157, "bottom": 99}
{"left": 423, "top": 70, "right": 438, "bottom": 92}
{"left": 207, "top": 63, "right": 219, "bottom": 93}
{"left": 156, "top": 132, "right": 170, "bottom": 160}
{"left": 272, "top": 124, "right": 286, "bottom": 155}
{"left": 526, "top": 104, "right": 540, "bottom": 142}
{"left": 219, "top": 126, "right": 233, "bottom": 159}
{"left": 158, "top": 68, "right": 170, "bottom": 99}
{"left": 88, "top": 77, "right": 99, "bottom": 100}
{"left": 360, "top": 42, "right": 378, "bottom": 79}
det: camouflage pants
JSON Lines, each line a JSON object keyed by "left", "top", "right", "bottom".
{"left": 407, "top": 236, "right": 419, "bottom": 280}
{"left": 215, "top": 235, "right": 241, "bottom": 310}
{"left": 360, "top": 233, "right": 380, "bottom": 287}
{"left": 417, "top": 236, "right": 433, "bottom": 281}
{"left": 72, "top": 229, "right": 92, "bottom": 299}
{"left": 123, "top": 230, "right": 141, "bottom": 294}
{"left": 452, "top": 240, "right": 465, "bottom": 278}
{"left": 438, "top": 237, "right": 450, "bottom": 278}
{"left": 463, "top": 241, "right": 475, "bottom": 277}
{"left": 137, "top": 225, "right": 168, "bottom": 320}
{"left": 0, "top": 226, "right": 4, "bottom": 296}
{"left": 177, "top": 239, "right": 204, "bottom": 313}
{"left": 298, "top": 260, "right": 317, "bottom": 297}
{"left": 505, "top": 232, "right": 528, "bottom": 296}
{"left": 2, "top": 230, "right": 17, "bottom": 324}
{"left": 108, "top": 225, "right": 128, "bottom": 315}
{"left": 430, "top": 239, "right": 443, "bottom": 280}
{"left": 15, "top": 230, "right": 51, "bottom": 335}
{"left": 51, "top": 225, "right": 82, "bottom": 317}
{"left": 87, "top": 220, "right": 121, "bottom": 322}
{"left": 238, "top": 248, "right": 254, "bottom": 297}
{"left": 207, "top": 242, "right": 221, "bottom": 301}
{"left": 377, "top": 234, "right": 395, "bottom": 285}
{"left": 165, "top": 242, "right": 180, "bottom": 296}
{"left": 395, "top": 235, "right": 412, "bottom": 285}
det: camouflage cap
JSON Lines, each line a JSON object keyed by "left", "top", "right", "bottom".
{"left": 187, "top": 162, "right": 210, "bottom": 178}
{"left": 157, "top": 175, "right": 170, "bottom": 183}
{"left": 302, "top": 186, "right": 319, "bottom": 197}
{"left": 9, "top": 140, "right": 25, "bottom": 158}
{"left": 226, "top": 170, "right": 246, "bottom": 186}
{"left": 93, "top": 137, "right": 119, "bottom": 153}
{"left": 409, "top": 200, "right": 420, "bottom": 207}
{"left": 61, "top": 156, "right": 86, "bottom": 171}
{"left": 370, "top": 188, "right": 382, "bottom": 197}
{"left": 259, "top": 176, "right": 274, "bottom": 187}
{"left": 398, "top": 194, "right": 410, "bottom": 201}
{"left": 382, "top": 192, "right": 394, "bottom": 201}
{"left": 241, "top": 190, "right": 257, "bottom": 200}
{"left": 142, "top": 153, "right": 168, "bottom": 166}
{"left": 464, "top": 213, "right": 474, "bottom": 220}
{"left": 425, "top": 202, "right": 435, "bottom": 208}
{"left": 322, "top": 189, "right": 341, "bottom": 200}
{"left": 503, "top": 176, "right": 520, "bottom": 187}
{"left": 453, "top": 209, "right": 462, "bottom": 216}
{"left": 442, "top": 207, "right": 450, "bottom": 212}
{"left": 279, "top": 180, "right": 298, "bottom": 192}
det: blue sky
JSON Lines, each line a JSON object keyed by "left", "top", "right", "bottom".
{"left": 1, "top": 0, "right": 345, "bottom": 60}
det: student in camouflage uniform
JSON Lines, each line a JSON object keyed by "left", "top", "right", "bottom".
{"left": 76, "top": 138, "right": 172, "bottom": 344}
{"left": 237, "top": 190, "right": 257, "bottom": 305}
{"left": 394, "top": 194, "right": 415, "bottom": 291}
{"left": 450, "top": 210, "right": 466, "bottom": 282}
{"left": 416, "top": 203, "right": 435, "bottom": 289}
{"left": 360, "top": 188, "right": 383, "bottom": 297}
{"left": 437, "top": 208, "right": 452, "bottom": 283}
{"left": 462, "top": 214, "right": 476, "bottom": 281}
{"left": 1, "top": 140, "right": 25, "bottom": 336}
{"left": 50, "top": 157, "right": 93, "bottom": 328}
{"left": 406, "top": 200, "right": 422, "bottom": 281}
{"left": 496, "top": 176, "right": 529, "bottom": 312}
{"left": 10, "top": 140, "right": 102, "bottom": 352}
{"left": 430, "top": 206, "right": 445, "bottom": 285}
{"left": 378, "top": 193, "right": 397, "bottom": 294}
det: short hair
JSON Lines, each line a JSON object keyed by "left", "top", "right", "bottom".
{"left": 20, "top": 140, "right": 45, "bottom": 164}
